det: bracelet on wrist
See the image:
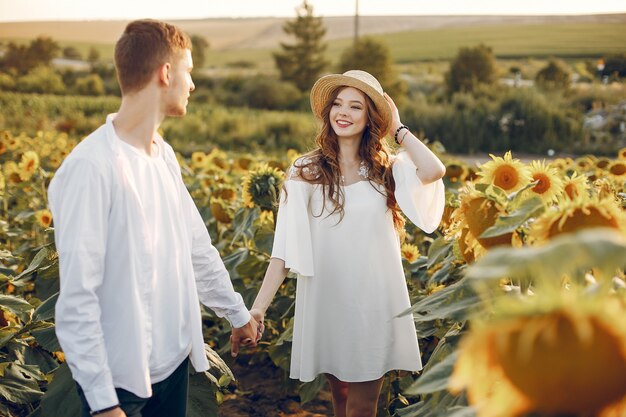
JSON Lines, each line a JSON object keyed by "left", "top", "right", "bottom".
{"left": 90, "top": 404, "right": 121, "bottom": 416}
{"left": 394, "top": 125, "right": 409, "bottom": 145}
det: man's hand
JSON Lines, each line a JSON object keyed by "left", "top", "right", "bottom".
{"left": 95, "top": 407, "right": 126, "bottom": 417}
{"left": 230, "top": 316, "right": 259, "bottom": 357}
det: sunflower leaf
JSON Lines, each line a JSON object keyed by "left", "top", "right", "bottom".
{"left": 467, "top": 228, "right": 626, "bottom": 282}
{"left": 480, "top": 196, "right": 544, "bottom": 238}
{"left": 404, "top": 352, "right": 457, "bottom": 395}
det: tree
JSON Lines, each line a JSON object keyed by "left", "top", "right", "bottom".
{"left": 337, "top": 36, "right": 405, "bottom": 97}
{"left": 191, "top": 35, "right": 210, "bottom": 69}
{"left": 0, "top": 37, "right": 60, "bottom": 74}
{"left": 445, "top": 44, "right": 498, "bottom": 94}
{"left": 87, "top": 47, "right": 100, "bottom": 67}
{"left": 62, "top": 46, "right": 82, "bottom": 60}
{"left": 535, "top": 59, "right": 571, "bottom": 91}
{"left": 273, "top": 1, "right": 329, "bottom": 91}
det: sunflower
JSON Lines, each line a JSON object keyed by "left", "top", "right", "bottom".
{"left": 4, "top": 161, "right": 21, "bottom": 184}
{"left": 551, "top": 157, "right": 574, "bottom": 172}
{"left": 190, "top": 152, "right": 207, "bottom": 170}
{"left": 477, "top": 151, "right": 531, "bottom": 193}
{"left": 241, "top": 164, "right": 284, "bottom": 211}
{"left": 209, "top": 197, "right": 233, "bottom": 224}
{"left": 35, "top": 209, "right": 53, "bottom": 228}
{"left": 575, "top": 156, "right": 595, "bottom": 171}
{"left": 596, "top": 157, "right": 612, "bottom": 170}
{"left": 618, "top": 147, "right": 626, "bottom": 160}
{"left": 18, "top": 151, "right": 39, "bottom": 181}
{"left": 207, "top": 148, "right": 229, "bottom": 170}
{"left": 609, "top": 160, "right": 626, "bottom": 180}
{"left": 526, "top": 160, "right": 563, "bottom": 203}
{"left": 449, "top": 295, "right": 626, "bottom": 417}
{"left": 529, "top": 195, "right": 626, "bottom": 245}
{"left": 444, "top": 161, "right": 468, "bottom": 184}
{"left": 561, "top": 171, "right": 589, "bottom": 201}
{"left": 401, "top": 243, "right": 421, "bottom": 263}
{"left": 211, "top": 184, "right": 237, "bottom": 201}
{"left": 448, "top": 185, "right": 512, "bottom": 261}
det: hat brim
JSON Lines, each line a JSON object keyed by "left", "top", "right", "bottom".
{"left": 310, "top": 74, "right": 392, "bottom": 137}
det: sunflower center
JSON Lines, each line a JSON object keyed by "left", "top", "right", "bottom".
{"left": 564, "top": 183, "right": 579, "bottom": 200}
{"left": 610, "top": 163, "right": 626, "bottom": 176}
{"left": 493, "top": 165, "right": 519, "bottom": 190}
{"left": 531, "top": 173, "right": 551, "bottom": 194}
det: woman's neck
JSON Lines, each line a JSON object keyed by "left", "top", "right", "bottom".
{"left": 337, "top": 137, "right": 360, "bottom": 165}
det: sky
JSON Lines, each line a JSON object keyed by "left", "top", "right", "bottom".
{"left": 1, "top": 0, "right": 625, "bottom": 22}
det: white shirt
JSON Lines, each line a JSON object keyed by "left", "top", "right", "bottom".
{"left": 48, "top": 114, "right": 251, "bottom": 411}
{"left": 116, "top": 139, "right": 192, "bottom": 382}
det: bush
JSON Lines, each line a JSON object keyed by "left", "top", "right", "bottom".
{"left": 535, "top": 59, "right": 571, "bottom": 91}
{"left": 241, "top": 77, "right": 303, "bottom": 110}
{"left": 17, "top": 66, "right": 65, "bottom": 94}
{"left": 445, "top": 44, "right": 498, "bottom": 94}
{"left": 0, "top": 71, "right": 15, "bottom": 91}
{"left": 74, "top": 74, "right": 105, "bottom": 96}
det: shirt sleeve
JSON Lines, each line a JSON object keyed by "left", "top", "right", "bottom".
{"left": 183, "top": 188, "right": 251, "bottom": 328}
{"left": 48, "top": 158, "right": 119, "bottom": 411}
{"left": 392, "top": 151, "right": 445, "bottom": 233}
{"left": 271, "top": 180, "right": 314, "bottom": 277}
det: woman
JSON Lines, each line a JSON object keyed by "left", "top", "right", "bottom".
{"left": 250, "top": 70, "right": 445, "bottom": 417}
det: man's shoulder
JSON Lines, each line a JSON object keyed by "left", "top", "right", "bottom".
{"left": 64, "top": 125, "right": 112, "bottom": 165}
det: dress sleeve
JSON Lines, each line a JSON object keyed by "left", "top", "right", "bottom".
{"left": 392, "top": 151, "right": 445, "bottom": 233}
{"left": 271, "top": 179, "right": 315, "bottom": 278}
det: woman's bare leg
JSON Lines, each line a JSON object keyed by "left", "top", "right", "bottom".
{"left": 326, "top": 374, "right": 349, "bottom": 417}
{"left": 346, "top": 377, "right": 384, "bottom": 417}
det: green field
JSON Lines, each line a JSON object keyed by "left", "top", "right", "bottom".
{"left": 2, "top": 22, "right": 625, "bottom": 70}
{"left": 204, "top": 22, "right": 626, "bottom": 68}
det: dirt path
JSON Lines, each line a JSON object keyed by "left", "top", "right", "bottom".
{"left": 218, "top": 356, "right": 333, "bottom": 417}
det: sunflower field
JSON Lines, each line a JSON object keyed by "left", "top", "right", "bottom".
{"left": 2, "top": 126, "right": 626, "bottom": 417}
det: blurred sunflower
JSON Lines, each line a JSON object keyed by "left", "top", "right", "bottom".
{"left": 477, "top": 151, "right": 531, "bottom": 193}
{"left": 18, "top": 151, "right": 39, "bottom": 181}
{"left": 207, "top": 148, "right": 229, "bottom": 170}
{"left": 401, "top": 243, "right": 420, "bottom": 263}
{"left": 450, "top": 294, "right": 626, "bottom": 417}
{"left": 609, "top": 160, "right": 626, "bottom": 180}
{"left": 526, "top": 160, "right": 563, "bottom": 203}
{"left": 561, "top": 172, "right": 589, "bottom": 201}
{"left": 449, "top": 186, "right": 512, "bottom": 260}
{"left": 551, "top": 157, "right": 574, "bottom": 172}
{"left": 241, "top": 164, "right": 284, "bottom": 211}
{"left": 287, "top": 149, "right": 301, "bottom": 165}
{"left": 4, "top": 161, "right": 22, "bottom": 184}
{"left": 618, "top": 147, "right": 626, "bottom": 160}
{"left": 209, "top": 197, "right": 233, "bottom": 224}
{"left": 234, "top": 156, "right": 253, "bottom": 171}
{"left": 596, "top": 157, "right": 611, "bottom": 170}
{"left": 575, "top": 156, "right": 595, "bottom": 171}
{"left": 529, "top": 195, "right": 626, "bottom": 244}
{"left": 190, "top": 152, "right": 208, "bottom": 170}
{"left": 211, "top": 184, "right": 237, "bottom": 201}
{"left": 35, "top": 209, "right": 53, "bottom": 228}
{"left": 444, "top": 162, "right": 467, "bottom": 183}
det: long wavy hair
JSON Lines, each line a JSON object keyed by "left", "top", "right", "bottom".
{"left": 298, "top": 86, "right": 405, "bottom": 232}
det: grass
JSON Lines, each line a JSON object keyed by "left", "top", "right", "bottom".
{"left": 2, "top": 21, "right": 625, "bottom": 70}
{"left": 205, "top": 22, "right": 626, "bottom": 69}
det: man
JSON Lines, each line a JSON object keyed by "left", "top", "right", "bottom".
{"left": 48, "top": 19, "right": 259, "bottom": 417}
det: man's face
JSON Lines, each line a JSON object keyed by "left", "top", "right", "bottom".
{"left": 164, "top": 49, "right": 195, "bottom": 117}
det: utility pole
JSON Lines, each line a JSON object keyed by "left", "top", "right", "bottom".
{"left": 354, "top": 0, "right": 359, "bottom": 46}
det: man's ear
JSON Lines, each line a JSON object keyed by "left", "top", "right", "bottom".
{"left": 159, "top": 63, "right": 171, "bottom": 86}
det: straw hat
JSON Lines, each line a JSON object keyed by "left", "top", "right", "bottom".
{"left": 310, "top": 70, "right": 392, "bottom": 136}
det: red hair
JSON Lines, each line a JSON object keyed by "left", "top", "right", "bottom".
{"left": 297, "top": 86, "right": 405, "bottom": 232}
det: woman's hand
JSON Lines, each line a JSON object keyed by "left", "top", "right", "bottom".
{"left": 249, "top": 308, "right": 265, "bottom": 342}
{"left": 384, "top": 92, "right": 402, "bottom": 134}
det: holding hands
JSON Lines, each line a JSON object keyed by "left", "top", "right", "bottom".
{"left": 230, "top": 311, "right": 265, "bottom": 357}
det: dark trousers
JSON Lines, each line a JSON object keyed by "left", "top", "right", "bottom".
{"left": 76, "top": 357, "right": 189, "bottom": 417}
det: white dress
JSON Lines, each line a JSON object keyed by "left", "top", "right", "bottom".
{"left": 271, "top": 152, "right": 445, "bottom": 382}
